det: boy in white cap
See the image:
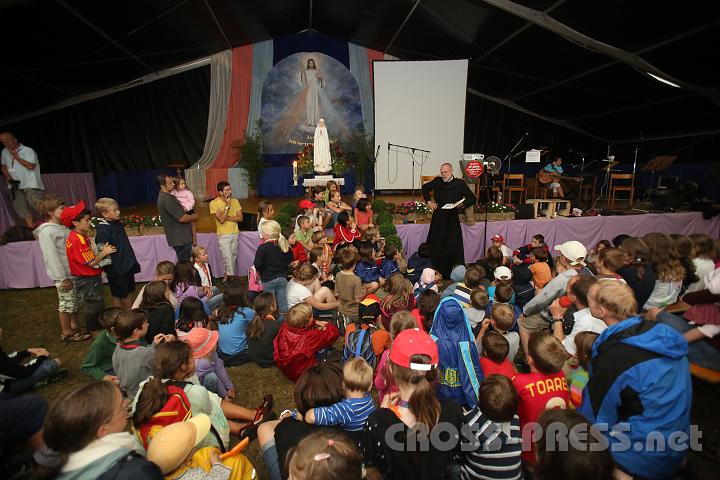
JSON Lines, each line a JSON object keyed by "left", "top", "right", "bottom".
{"left": 519, "top": 241, "right": 593, "bottom": 362}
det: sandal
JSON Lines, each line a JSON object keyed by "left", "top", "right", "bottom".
{"left": 239, "top": 411, "right": 278, "bottom": 441}
{"left": 238, "top": 395, "right": 274, "bottom": 440}
{"left": 61, "top": 331, "right": 91, "bottom": 342}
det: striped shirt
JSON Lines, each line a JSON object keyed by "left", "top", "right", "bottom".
{"left": 461, "top": 408, "right": 522, "bottom": 480}
{"left": 312, "top": 394, "right": 376, "bottom": 432}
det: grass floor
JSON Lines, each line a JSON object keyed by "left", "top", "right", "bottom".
{"left": 0, "top": 284, "right": 294, "bottom": 478}
{"left": 3, "top": 284, "right": 720, "bottom": 479}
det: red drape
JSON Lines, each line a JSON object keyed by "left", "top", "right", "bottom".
{"left": 206, "top": 45, "right": 254, "bottom": 194}
{"left": 367, "top": 49, "right": 385, "bottom": 92}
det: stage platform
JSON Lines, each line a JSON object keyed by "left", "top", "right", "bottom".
{"left": 1, "top": 211, "right": 717, "bottom": 290}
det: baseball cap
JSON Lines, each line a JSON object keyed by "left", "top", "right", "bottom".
{"left": 494, "top": 266, "right": 513, "bottom": 281}
{"left": 298, "top": 199, "right": 315, "bottom": 210}
{"left": 146, "top": 414, "right": 211, "bottom": 474}
{"left": 491, "top": 234, "right": 504, "bottom": 243}
{"left": 358, "top": 295, "right": 381, "bottom": 323}
{"left": 389, "top": 328, "right": 438, "bottom": 371}
{"left": 59, "top": 200, "right": 86, "bottom": 228}
{"left": 554, "top": 241, "right": 587, "bottom": 266}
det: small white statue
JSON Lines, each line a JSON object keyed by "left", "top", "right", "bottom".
{"left": 313, "top": 119, "right": 332, "bottom": 174}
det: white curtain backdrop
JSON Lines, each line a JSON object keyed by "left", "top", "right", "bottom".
{"left": 186, "top": 49, "right": 233, "bottom": 200}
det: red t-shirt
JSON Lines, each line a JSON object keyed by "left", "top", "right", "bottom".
{"left": 66, "top": 230, "right": 101, "bottom": 277}
{"left": 480, "top": 357, "right": 516, "bottom": 379}
{"left": 513, "top": 371, "right": 569, "bottom": 462}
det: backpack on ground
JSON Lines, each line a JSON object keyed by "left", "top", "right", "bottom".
{"left": 342, "top": 325, "right": 377, "bottom": 368}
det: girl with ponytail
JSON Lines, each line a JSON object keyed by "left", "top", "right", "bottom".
{"left": 255, "top": 220, "right": 295, "bottom": 318}
{"left": 363, "top": 328, "right": 464, "bottom": 479}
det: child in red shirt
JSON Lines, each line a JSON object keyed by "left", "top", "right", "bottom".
{"left": 512, "top": 332, "right": 570, "bottom": 464}
{"left": 61, "top": 201, "right": 115, "bottom": 332}
{"left": 273, "top": 303, "right": 339, "bottom": 381}
{"left": 284, "top": 228, "right": 308, "bottom": 263}
{"left": 479, "top": 331, "right": 516, "bottom": 379}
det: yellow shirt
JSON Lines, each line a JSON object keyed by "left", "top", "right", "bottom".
{"left": 209, "top": 197, "right": 242, "bottom": 235}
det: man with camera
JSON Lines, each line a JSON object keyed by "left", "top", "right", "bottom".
{"left": 1, "top": 132, "right": 44, "bottom": 228}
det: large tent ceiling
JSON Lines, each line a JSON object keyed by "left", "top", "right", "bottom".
{"left": 2, "top": 0, "right": 720, "bottom": 146}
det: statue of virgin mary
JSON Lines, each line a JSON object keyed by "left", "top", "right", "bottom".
{"left": 313, "top": 119, "right": 332, "bottom": 174}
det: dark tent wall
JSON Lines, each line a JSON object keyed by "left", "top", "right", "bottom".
{"left": 4, "top": 66, "right": 210, "bottom": 181}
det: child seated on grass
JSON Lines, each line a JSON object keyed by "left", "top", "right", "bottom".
{"left": 353, "top": 197, "right": 374, "bottom": 232}
{"left": 191, "top": 245, "right": 214, "bottom": 288}
{"left": 461, "top": 374, "right": 522, "bottom": 480}
{"left": 379, "top": 245, "right": 402, "bottom": 279}
{"left": 479, "top": 332, "right": 516, "bottom": 379}
{"left": 0, "top": 327, "right": 65, "bottom": 395}
{"left": 380, "top": 274, "right": 416, "bottom": 330}
{"left": 512, "top": 332, "right": 569, "bottom": 464}
{"left": 186, "top": 327, "right": 235, "bottom": 400}
{"left": 175, "top": 297, "right": 213, "bottom": 340}
{"left": 406, "top": 242, "right": 433, "bottom": 285}
{"left": 411, "top": 289, "right": 440, "bottom": 331}
{"left": 80, "top": 307, "right": 121, "bottom": 383}
{"left": 354, "top": 241, "right": 383, "bottom": 293}
{"left": 273, "top": 303, "right": 340, "bottom": 381}
{"left": 529, "top": 247, "right": 552, "bottom": 292}
{"left": 477, "top": 303, "right": 521, "bottom": 362}
{"left": 327, "top": 190, "right": 353, "bottom": 227}
{"left": 132, "top": 260, "right": 180, "bottom": 310}
{"left": 466, "top": 288, "right": 489, "bottom": 334}
{"left": 336, "top": 246, "right": 365, "bottom": 326}
{"left": 216, "top": 283, "right": 254, "bottom": 367}
{"left": 344, "top": 295, "right": 392, "bottom": 363}
{"left": 374, "top": 311, "right": 418, "bottom": 404}
{"left": 295, "top": 357, "right": 376, "bottom": 433}
{"left": 137, "top": 284, "right": 176, "bottom": 343}
{"left": 294, "top": 215, "right": 314, "bottom": 262}
{"left": 246, "top": 292, "right": 281, "bottom": 368}
{"left": 112, "top": 310, "right": 175, "bottom": 400}
{"left": 173, "top": 261, "right": 223, "bottom": 311}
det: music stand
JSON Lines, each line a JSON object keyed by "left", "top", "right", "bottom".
{"left": 641, "top": 156, "right": 676, "bottom": 203}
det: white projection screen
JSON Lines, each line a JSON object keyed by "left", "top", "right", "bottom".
{"left": 373, "top": 59, "right": 468, "bottom": 190}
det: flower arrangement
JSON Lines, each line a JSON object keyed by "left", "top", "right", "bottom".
{"left": 394, "top": 201, "right": 432, "bottom": 216}
{"left": 295, "top": 140, "right": 349, "bottom": 174}
{"left": 89, "top": 215, "right": 164, "bottom": 228}
{"left": 474, "top": 202, "right": 517, "bottom": 213}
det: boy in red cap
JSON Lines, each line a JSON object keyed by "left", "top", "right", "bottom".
{"left": 491, "top": 234, "right": 513, "bottom": 259}
{"left": 61, "top": 201, "right": 115, "bottom": 332}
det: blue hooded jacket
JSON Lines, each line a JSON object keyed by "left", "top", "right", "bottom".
{"left": 579, "top": 316, "right": 691, "bottom": 479}
{"left": 429, "top": 297, "right": 484, "bottom": 408}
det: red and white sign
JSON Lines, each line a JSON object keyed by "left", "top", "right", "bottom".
{"left": 464, "top": 160, "right": 484, "bottom": 178}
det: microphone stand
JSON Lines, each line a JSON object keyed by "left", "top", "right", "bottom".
{"left": 503, "top": 132, "right": 528, "bottom": 177}
{"left": 388, "top": 143, "right": 431, "bottom": 202}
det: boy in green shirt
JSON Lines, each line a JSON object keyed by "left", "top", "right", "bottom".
{"left": 80, "top": 308, "right": 122, "bottom": 382}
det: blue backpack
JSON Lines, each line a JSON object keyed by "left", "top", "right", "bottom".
{"left": 342, "top": 326, "right": 377, "bottom": 369}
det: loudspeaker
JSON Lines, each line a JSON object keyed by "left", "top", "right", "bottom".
{"left": 515, "top": 204, "right": 535, "bottom": 219}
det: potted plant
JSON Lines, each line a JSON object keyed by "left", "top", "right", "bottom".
{"left": 235, "top": 121, "right": 266, "bottom": 196}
